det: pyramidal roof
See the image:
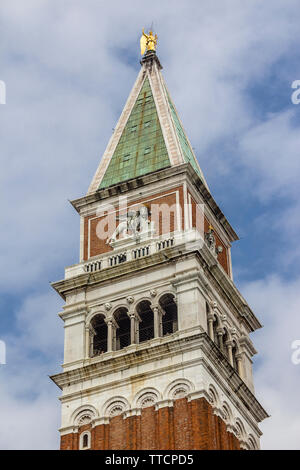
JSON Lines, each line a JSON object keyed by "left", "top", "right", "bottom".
{"left": 88, "top": 51, "right": 208, "bottom": 194}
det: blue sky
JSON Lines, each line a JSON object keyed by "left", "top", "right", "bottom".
{"left": 1, "top": 0, "right": 300, "bottom": 449}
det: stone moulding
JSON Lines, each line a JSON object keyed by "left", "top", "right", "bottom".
{"left": 51, "top": 332, "right": 268, "bottom": 425}
{"left": 52, "top": 242, "right": 261, "bottom": 332}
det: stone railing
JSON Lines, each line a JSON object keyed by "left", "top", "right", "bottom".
{"left": 65, "top": 230, "right": 202, "bottom": 280}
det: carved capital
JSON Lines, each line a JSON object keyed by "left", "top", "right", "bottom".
{"left": 105, "top": 316, "right": 117, "bottom": 328}
{"left": 235, "top": 353, "right": 243, "bottom": 361}
{"left": 128, "top": 311, "right": 137, "bottom": 319}
{"left": 207, "top": 313, "right": 215, "bottom": 322}
{"left": 212, "top": 407, "right": 224, "bottom": 419}
{"left": 216, "top": 326, "right": 224, "bottom": 336}
{"left": 151, "top": 304, "right": 164, "bottom": 316}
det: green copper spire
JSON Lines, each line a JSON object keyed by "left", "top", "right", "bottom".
{"left": 99, "top": 77, "right": 171, "bottom": 189}
{"left": 166, "top": 89, "right": 204, "bottom": 181}
{"left": 88, "top": 50, "right": 209, "bottom": 194}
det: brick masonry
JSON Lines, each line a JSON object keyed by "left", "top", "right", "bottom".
{"left": 83, "top": 187, "right": 184, "bottom": 260}
{"left": 60, "top": 397, "right": 241, "bottom": 450}
{"left": 82, "top": 185, "right": 229, "bottom": 275}
{"left": 189, "top": 193, "right": 229, "bottom": 274}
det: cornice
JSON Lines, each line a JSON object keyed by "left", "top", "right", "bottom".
{"left": 52, "top": 242, "right": 261, "bottom": 332}
{"left": 50, "top": 332, "right": 268, "bottom": 425}
{"left": 70, "top": 163, "right": 238, "bottom": 243}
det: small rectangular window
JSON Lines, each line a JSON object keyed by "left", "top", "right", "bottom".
{"left": 123, "top": 154, "right": 130, "bottom": 161}
{"left": 144, "top": 147, "right": 151, "bottom": 155}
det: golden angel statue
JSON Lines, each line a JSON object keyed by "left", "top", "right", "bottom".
{"left": 140, "top": 28, "right": 158, "bottom": 55}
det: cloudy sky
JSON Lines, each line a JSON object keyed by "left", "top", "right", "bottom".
{"left": 1, "top": 0, "right": 300, "bottom": 449}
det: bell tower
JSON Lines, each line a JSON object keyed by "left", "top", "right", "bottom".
{"left": 51, "top": 35, "right": 268, "bottom": 450}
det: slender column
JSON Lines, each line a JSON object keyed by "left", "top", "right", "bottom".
{"left": 85, "top": 327, "right": 90, "bottom": 358}
{"left": 207, "top": 313, "right": 214, "bottom": 340}
{"left": 236, "top": 354, "right": 244, "bottom": 379}
{"left": 216, "top": 327, "right": 224, "bottom": 352}
{"left": 87, "top": 324, "right": 96, "bottom": 358}
{"left": 152, "top": 305, "right": 163, "bottom": 338}
{"left": 135, "top": 314, "right": 140, "bottom": 344}
{"left": 226, "top": 340, "right": 234, "bottom": 367}
{"left": 129, "top": 313, "right": 136, "bottom": 344}
{"left": 106, "top": 319, "right": 113, "bottom": 352}
{"left": 153, "top": 306, "right": 160, "bottom": 338}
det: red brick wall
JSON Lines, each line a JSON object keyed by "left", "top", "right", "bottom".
{"left": 189, "top": 192, "right": 229, "bottom": 274}
{"left": 203, "top": 218, "right": 229, "bottom": 274}
{"left": 60, "top": 397, "right": 241, "bottom": 450}
{"left": 83, "top": 186, "right": 185, "bottom": 260}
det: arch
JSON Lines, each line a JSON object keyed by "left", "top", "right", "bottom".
{"left": 86, "top": 309, "right": 107, "bottom": 326}
{"left": 221, "top": 401, "right": 233, "bottom": 425}
{"left": 208, "top": 384, "right": 220, "bottom": 408}
{"left": 133, "top": 387, "right": 161, "bottom": 409}
{"left": 79, "top": 430, "right": 91, "bottom": 450}
{"left": 132, "top": 296, "right": 152, "bottom": 312}
{"left": 102, "top": 396, "right": 130, "bottom": 418}
{"left": 72, "top": 405, "right": 98, "bottom": 426}
{"left": 164, "top": 378, "right": 194, "bottom": 400}
{"left": 235, "top": 418, "right": 246, "bottom": 440}
{"left": 111, "top": 303, "right": 130, "bottom": 316}
{"left": 136, "top": 300, "right": 154, "bottom": 343}
{"left": 248, "top": 434, "right": 258, "bottom": 450}
{"left": 156, "top": 289, "right": 176, "bottom": 305}
{"left": 90, "top": 313, "right": 108, "bottom": 356}
{"left": 159, "top": 292, "right": 178, "bottom": 336}
{"left": 113, "top": 307, "right": 130, "bottom": 350}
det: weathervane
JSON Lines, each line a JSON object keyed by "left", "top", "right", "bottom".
{"left": 140, "top": 28, "right": 158, "bottom": 55}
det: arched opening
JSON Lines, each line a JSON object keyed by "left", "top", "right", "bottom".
{"left": 208, "top": 385, "right": 219, "bottom": 407}
{"left": 114, "top": 307, "right": 130, "bottom": 350}
{"left": 83, "top": 433, "right": 88, "bottom": 448}
{"left": 79, "top": 431, "right": 91, "bottom": 450}
{"left": 222, "top": 403, "right": 232, "bottom": 426}
{"left": 235, "top": 420, "right": 245, "bottom": 441}
{"left": 248, "top": 435, "right": 257, "bottom": 450}
{"left": 90, "top": 314, "right": 107, "bottom": 356}
{"left": 137, "top": 300, "right": 154, "bottom": 343}
{"left": 159, "top": 293, "right": 178, "bottom": 336}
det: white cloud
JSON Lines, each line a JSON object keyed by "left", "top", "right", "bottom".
{"left": 0, "top": 290, "right": 63, "bottom": 449}
{"left": 238, "top": 110, "right": 300, "bottom": 200}
{"left": 0, "top": 384, "right": 60, "bottom": 450}
{"left": 241, "top": 275, "right": 300, "bottom": 449}
{"left": 1, "top": 0, "right": 300, "bottom": 449}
